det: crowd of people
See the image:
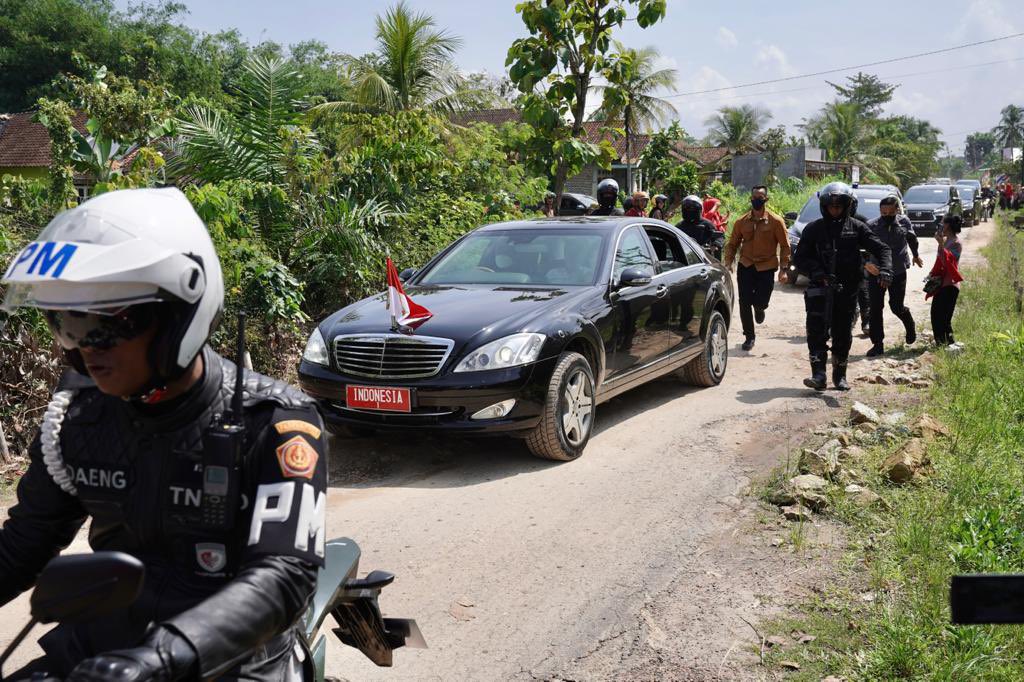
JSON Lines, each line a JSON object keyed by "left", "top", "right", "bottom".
{"left": 572, "top": 178, "right": 974, "bottom": 390}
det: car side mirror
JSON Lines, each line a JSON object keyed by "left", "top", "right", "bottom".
{"left": 399, "top": 268, "right": 416, "bottom": 282}
{"left": 784, "top": 211, "right": 798, "bottom": 222}
{"left": 617, "top": 266, "right": 653, "bottom": 289}
{"left": 31, "top": 552, "right": 145, "bottom": 623}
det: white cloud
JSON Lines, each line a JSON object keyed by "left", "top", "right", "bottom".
{"left": 716, "top": 27, "right": 738, "bottom": 49}
{"left": 753, "top": 44, "right": 798, "bottom": 78}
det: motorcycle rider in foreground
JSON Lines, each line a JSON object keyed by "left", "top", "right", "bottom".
{"left": 589, "top": 178, "right": 625, "bottom": 216}
{"left": 675, "top": 194, "right": 724, "bottom": 259}
{"left": 0, "top": 188, "right": 328, "bottom": 680}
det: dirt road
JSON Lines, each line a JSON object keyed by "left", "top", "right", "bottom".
{"left": 0, "top": 218, "right": 994, "bottom": 680}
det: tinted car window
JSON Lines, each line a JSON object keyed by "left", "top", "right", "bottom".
{"left": 613, "top": 227, "right": 654, "bottom": 280}
{"left": 904, "top": 187, "right": 949, "bottom": 203}
{"left": 420, "top": 229, "right": 607, "bottom": 286}
{"left": 644, "top": 227, "right": 694, "bottom": 273}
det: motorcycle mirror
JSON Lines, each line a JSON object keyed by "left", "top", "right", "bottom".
{"left": 784, "top": 211, "right": 798, "bottom": 221}
{"left": 31, "top": 552, "right": 145, "bottom": 623}
{"left": 399, "top": 268, "right": 416, "bottom": 282}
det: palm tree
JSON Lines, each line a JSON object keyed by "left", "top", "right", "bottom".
{"left": 174, "top": 55, "right": 317, "bottom": 185}
{"left": 593, "top": 44, "right": 677, "bottom": 191}
{"left": 993, "top": 104, "right": 1024, "bottom": 149}
{"left": 315, "top": 2, "right": 484, "bottom": 114}
{"left": 704, "top": 105, "right": 772, "bottom": 154}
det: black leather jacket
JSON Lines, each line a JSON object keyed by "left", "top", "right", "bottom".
{"left": 0, "top": 347, "right": 328, "bottom": 679}
{"left": 676, "top": 217, "right": 723, "bottom": 249}
{"left": 794, "top": 216, "right": 893, "bottom": 288}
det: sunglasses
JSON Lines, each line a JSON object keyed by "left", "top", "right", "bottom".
{"left": 45, "top": 305, "right": 157, "bottom": 351}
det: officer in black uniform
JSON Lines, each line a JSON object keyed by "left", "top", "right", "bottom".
{"left": 675, "top": 194, "right": 724, "bottom": 258}
{"left": 0, "top": 188, "right": 328, "bottom": 681}
{"left": 590, "top": 178, "right": 625, "bottom": 216}
{"left": 794, "top": 182, "right": 893, "bottom": 391}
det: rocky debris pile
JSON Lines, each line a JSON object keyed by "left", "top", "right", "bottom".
{"left": 857, "top": 357, "right": 933, "bottom": 389}
{"left": 768, "top": 406, "right": 953, "bottom": 521}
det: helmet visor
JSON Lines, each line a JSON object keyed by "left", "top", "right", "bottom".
{"left": 43, "top": 304, "right": 159, "bottom": 351}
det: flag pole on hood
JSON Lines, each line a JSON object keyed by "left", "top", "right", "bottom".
{"left": 385, "top": 257, "right": 432, "bottom": 333}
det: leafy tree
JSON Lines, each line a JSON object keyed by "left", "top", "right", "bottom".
{"left": 175, "top": 55, "right": 319, "bottom": 187}
{"left": 315, "top": 2, "right": 482, "bottom": 114}
{"left": 870, "top": 116, "right": 940, "bottom": 187}
{"left": 33, "top": 98, "right": 76, "bottom": 209}
{"left": 506, "top": 0, "right": 667, "bottom": 210}
{"left": 812, "top": 101, "right": 870, "bottom": 163}
{"left": 595, "top": 43, "right": 677, "bottom": 191}
{"left": 993, "top": 104, "right": 1024, "bottom": 149}
{"left": 825, "top": 72, "right": 897, "bottom": 118}
{"left": 640, "top": 121, "right": 698, "bottom": 204}
{"left": 704, "top": 104, "right": 771, "bottom": 153}
{"left": 965, "top": 132, "right": 996, "bottom": 169}
{"left": 759, "top": 125, "right": 788, "bottom": 186}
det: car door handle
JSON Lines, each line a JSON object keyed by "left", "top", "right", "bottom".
{"left": 655, "top": 284, "right": 668, "bottom": 298}
{"left": 698, "top": 268, "right": 710, "bottom": 280}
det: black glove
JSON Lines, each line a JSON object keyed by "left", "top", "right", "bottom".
{"left": 68, "top": 627, "right": 197, "bottom": 682}
{"left": 878, "top": 271, "right": 893, "bottom": 288}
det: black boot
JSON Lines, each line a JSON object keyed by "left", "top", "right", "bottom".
{"left": 832, "top": 357, "right": 850, "bottom": 391}
{"left": 803, "top": 354, "right": 827, "bottom": 391}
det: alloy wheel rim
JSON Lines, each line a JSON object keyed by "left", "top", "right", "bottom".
{"left": 709, "top": 319, "right": 728, "bottom": 378}
{"left": 561, "top": 369, "right": 594, "bottom": 447}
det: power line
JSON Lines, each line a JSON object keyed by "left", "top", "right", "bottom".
{"left": 668, "top": 56, "right": 1024, "bottom": 105}
{"left": 663, "top": 31, "right": 1024, "bottom": 99}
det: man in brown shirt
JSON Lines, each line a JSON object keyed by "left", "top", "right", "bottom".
{"left": 723, "top": 185, "right": 791, "bottom": 351}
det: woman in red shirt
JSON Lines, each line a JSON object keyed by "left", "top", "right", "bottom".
{"left": 927, "top": 215, "right": 964, "bottom": 348}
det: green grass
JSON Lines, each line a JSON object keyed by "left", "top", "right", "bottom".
{"left": 760, "top": 212, "right": 1024, "bottom": 680}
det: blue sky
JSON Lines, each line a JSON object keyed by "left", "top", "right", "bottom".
{"left": 121, "top": 0, "right": 1023, "bottom": 153}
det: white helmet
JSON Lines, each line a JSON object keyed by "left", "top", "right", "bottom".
{"left": 2, "top": 187, "right": 223, "bottom": 381}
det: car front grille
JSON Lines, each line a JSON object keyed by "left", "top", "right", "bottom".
{"left": 910, "top": 210, "right": 934, "bottom": 221}
{"left": 333, "top": 334, "right": 454, "bottom": 379}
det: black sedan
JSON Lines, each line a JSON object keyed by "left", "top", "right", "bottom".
{"left": 298, "top": 217, "right": 733, "bottom": 461}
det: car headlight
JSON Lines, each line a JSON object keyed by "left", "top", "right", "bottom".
{"left": 302, "top": 327, "right": 330, "bottom": 366}
{"left": 454, "top": 333, "right": 546, "bottom": 373}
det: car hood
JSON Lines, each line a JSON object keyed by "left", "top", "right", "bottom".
{"left": 321, "top": 284, "right": 597, "bottom": 349}
{"left": 905, "top": 202, "right": 947, "bottom": 211}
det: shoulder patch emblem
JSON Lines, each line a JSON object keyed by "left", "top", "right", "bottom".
{"left": 273, "top": 419, "right": 322, "bottom": 440}
{"left": 276, "top": 435, "right": 319, "bottom": 479}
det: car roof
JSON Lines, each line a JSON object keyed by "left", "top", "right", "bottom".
{"left": 854, "top": 187, "right": 896, "bottom": 198}
{"left": 476, "top": 216, "right": 642, "bottom": 231}
{"left": 955, "top": 179, "right": 981, "bottom": 184}
{"left": 564, "top": 192, "right": 596, "bottom": 201}
{"left": 908, "top": 184, "right": 954, "bottom": 190}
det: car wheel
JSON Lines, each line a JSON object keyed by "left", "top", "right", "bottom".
{"left": 326, "top": 423, "right": 376, "bottom": 438}
{"left": 679, "top": 310, "right": 728, "bottom": 387}
{"left": 526, "top": 352, "right": 595, "bottom": 461}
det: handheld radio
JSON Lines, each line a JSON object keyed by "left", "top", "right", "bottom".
{"left": 199, "top": 313, "right": 248, "bottom": 531}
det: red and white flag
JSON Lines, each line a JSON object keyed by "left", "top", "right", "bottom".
{"left": 386, "top": 257, "right": 432, "bottom": 330}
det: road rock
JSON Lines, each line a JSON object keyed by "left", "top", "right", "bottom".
{"left": 839, "top": 445, "right": 866, "bottom": 462}
{"left": 844, "top": 484, "right": 882, "bottom": 507}
{"left": 766, "top": 487, "right": 797, "bottom": 506}
{"left": 790, "top": 474, "right": 828, "bottom": 493}
{"left": 799, "top": 441, "right": 841, "bottom": 478}
{"left": 913, "top": 413, "right": 951, "bottom": 440}
{"left": 882, "top": 438, "right": 929, "bottom": 484}
{"left": 781, "top": 504, "right": 813, "bottom": 522}
{"left": 765, "top": 635, "right": 788, "bottom": 648}
{"left": 850, "top": 402, "right": 880, "bottom": 425}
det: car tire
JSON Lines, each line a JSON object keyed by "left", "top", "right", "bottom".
{"left": 679, "top": 310, "right": 728, "bottom": 387}
{"left": 526, "top": 352, "right": 595, "bottom": 461}
{"left": 326, "top": 423, "right": 376, "bottom": 438}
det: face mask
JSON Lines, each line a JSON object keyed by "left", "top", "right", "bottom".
{"left": 751, "top": 198, "right": 767, "bottom": 210}
{"left": 682, "top": 207, "right": 701, "bottom": 221}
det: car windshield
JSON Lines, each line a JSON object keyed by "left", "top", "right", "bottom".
{"left": 904, "top": 187, "right": 948, "bottom": 203}
{"left": 419, "top": 229, "right": 608, "bottom": 286}
{"left": 796, "top": 191, "right": 890, "bottom": 222}
{"left": 960, "top": 187, "right": 976, "bottom": 201}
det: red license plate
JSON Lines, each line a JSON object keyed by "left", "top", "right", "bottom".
{"left": 345, "top": 385, "right": 412, "bottom": 413}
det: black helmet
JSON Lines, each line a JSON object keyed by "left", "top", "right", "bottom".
{"left": 596, "top": 178, "right": 619, "bottom": 208}
{"left": 654, "top": 194, "right": 667, "bottom": 204}
{"left": 680, "top": 194, "right": 703, "bottom": 221}
{"left": 818, "top": 182, "right": 856, "bottom": 220}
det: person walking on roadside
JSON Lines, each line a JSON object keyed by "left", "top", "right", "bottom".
{"left": 625, "top": 191, "right": 649, "bottom": 217}
{"left": 864, "top": 194, "right": 923, "bottom": 356}
{"left": 723, "top": 185, "right": 791, "bottom": 352}
{"left": 676, "top": 195, "right": 725, "bottom": 259}
{"left": 1003, "top": 182, "right": 1015, "bottom": 211}
{"left": 927, "top": 214, "right": 964, "bottom": 348}
{"left": 794, "top": 182, "right": 893, "bottom": 391}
